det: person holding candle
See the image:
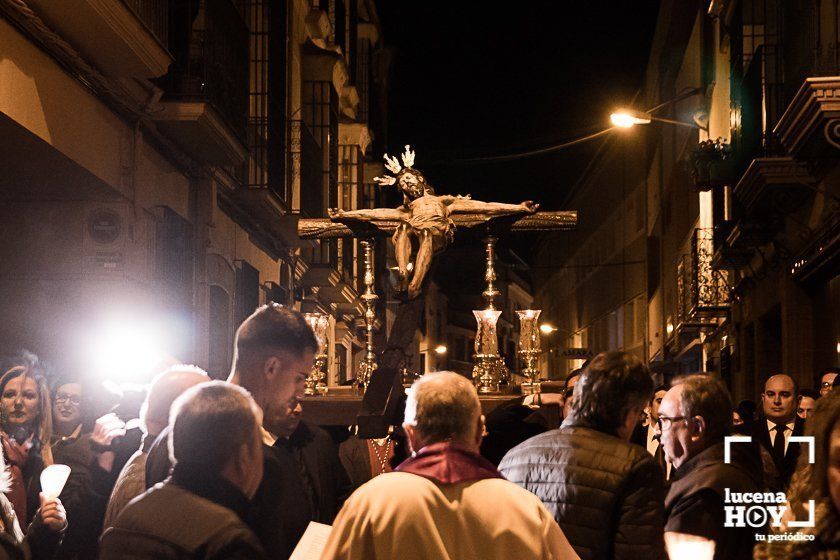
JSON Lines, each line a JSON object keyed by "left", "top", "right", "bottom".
{"left": 0, "top": 355, "right": 54, "bottom": 529}
{"left": 656, "top": 375, "right": 761, "bottom": 560}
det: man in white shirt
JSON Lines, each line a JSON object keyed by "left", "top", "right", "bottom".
{"left": 750, "top": 374, "right": 803, "bottom": 491}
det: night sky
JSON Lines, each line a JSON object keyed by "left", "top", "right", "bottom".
{"left": 377, "top": 2, "right": 660, "bottom": 213}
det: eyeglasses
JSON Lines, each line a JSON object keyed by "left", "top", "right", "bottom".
{"left": 656, "top": 415, "right": 688, "bottom": 431}
{"left": 54, "top": 394, "right": 81, "bottom": 406}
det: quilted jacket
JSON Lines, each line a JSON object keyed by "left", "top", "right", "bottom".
{"left": 499, "top": 426, "right": 665, "bottom": 560}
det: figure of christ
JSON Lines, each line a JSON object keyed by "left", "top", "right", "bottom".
{"left": 329, "top": 188, "right": 536, "bottom": 299}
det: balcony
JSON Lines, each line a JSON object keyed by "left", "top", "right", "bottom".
{"left": 734, "top": 157, "right": 815, "bottom": 219}
{"left": 152, "top": 0, "right": 248, "bottom": 166}
{"left": 26, "top": 0, "right": 172, "bottom": 78}
{"left": 775, "top": 77, "right": 840, "bottom": 163}
{"left": 677, "top": 228, "right": 731, "bottom": 329}
{"left": 299, "top": 263, "right": 359, "bottom": 306}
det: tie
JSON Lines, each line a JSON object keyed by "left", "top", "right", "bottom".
{"left": 772, "top": 424, "right": 786, "bottom": 461}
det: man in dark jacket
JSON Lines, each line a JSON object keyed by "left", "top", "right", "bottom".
{"left": 750, "top": 374, "right": 803, "bottom": 491}
{"left": 99, "top": 382, "right": 266, "bottom": 560}
{"left": 274, "top": 400, "right": 352, "bottom": 523}
{"left": 142, "top": 303, "right": 317, "bottom": 558}
{"left": 499, "top": 351, "right": 665, "bottom": 560}
{"left": 658, "top": 375, "right": 762, "bottom": 560}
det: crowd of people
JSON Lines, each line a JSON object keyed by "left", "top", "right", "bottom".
{"left": 0, "top": 303, "right": 837, "bottom": 559}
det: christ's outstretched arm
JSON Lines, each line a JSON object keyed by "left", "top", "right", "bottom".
{"left": 448, "top": 197, "right": 539, "bottom": 216}
{"left": 328, "top": 207, "right": 408, "bottom": 222}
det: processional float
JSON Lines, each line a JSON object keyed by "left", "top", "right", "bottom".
{"left": 298, "top": 146, "right": 576, "bottom": 437}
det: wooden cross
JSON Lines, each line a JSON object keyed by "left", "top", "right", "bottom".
{"left": 296, "top": 210, "right": 577, "bottom": 436}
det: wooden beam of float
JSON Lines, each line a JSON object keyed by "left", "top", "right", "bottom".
{"left": 298, "top": 210, "right": 578, "bottom": 239}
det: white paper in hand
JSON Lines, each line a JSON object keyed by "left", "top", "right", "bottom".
{"left": 40, "top": 464, "right": 71, "bottom": 500}
{"left": 289, "top": 521, "right": 332, "bottom": 560}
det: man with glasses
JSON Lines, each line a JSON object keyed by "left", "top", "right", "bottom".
{"left": 817, "top": 367, "right": 840, "bottom": 397}
{"left": 657, "top": 375, "right": 761, "bottom": 560}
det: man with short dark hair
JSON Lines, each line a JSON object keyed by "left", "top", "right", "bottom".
{"left": 642, "top": 385, "right": 671, "bottom": 479}
{"left": 750, "top": 374, "right": 803, "bottom": 491}
{"left": 99, "top": 381, "right": 266, "bottom": 559}
{"left": 143, "top": 303, "right": 318, "bottom": 557}
{"left": 658, "top": 375, "right": 761, "bottom": 560}
{"left": 797, "top": 389, "right": 818, "bottom": 420}
{"left": 561, "top": 369, "right": 581, "bottom": 420}
{"left": 500, "top": 351, "right": 665, "bottom": 560}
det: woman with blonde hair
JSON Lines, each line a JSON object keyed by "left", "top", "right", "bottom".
{"left": 754, "top": 391, "right": 840, "bottom": 559}
{"left": 0, "top": 357, "right": 54, "bottom": 528}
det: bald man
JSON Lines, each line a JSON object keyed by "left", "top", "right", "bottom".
{"left": 102, "top": 365, "right": 209, "bottom": 529}
{"left": 750, "top": 374, "right": 803, "bottom": 491}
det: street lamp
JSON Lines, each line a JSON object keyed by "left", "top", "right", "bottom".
{"left": 539, "top": 323, "right": 558, "bottom": 335}
{"left": 610, "top": 110, "right": 651, "bottom": 128}
{"left": 611, "top": 108, "right": 707, "bottom": 131}
{"left": 611, "top": 87, "right": 708, "bottom": 131}
{"left": 434, "top": 344, "right": 448, "bottom": 355}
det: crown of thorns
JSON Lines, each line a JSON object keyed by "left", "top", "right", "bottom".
{"left": 373, "top": 145, "right": 417, "bottom": 187}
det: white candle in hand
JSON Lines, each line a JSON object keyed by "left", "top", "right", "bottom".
{"left": 664, "top": 531, "right": 715, "bottom": 560}
{"left": 40, "top": 464, "right": 71, "bottom": 501}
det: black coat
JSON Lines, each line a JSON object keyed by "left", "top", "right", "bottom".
{"left": 749, "top": 417, "right": 803, "bottom": 492}
{"left": 665, "top": 440, "right": 763, "bottom": 560}
{"left": 479, "top": 399, "right": 549, "bottom": 466}
{"left": 499, "top": 426, "right": 666, "bottom": 560}
{"left": 145, "top": 430, "right": 314, "bottom": 559}
{"left": 53, "top": 431, "right": 138, "bottom": 560}
{"left": 99, "top": 473, "right": 266, "bottom": 560}
{"left": 284, "top": 421, "right": 352, "bottom": 524}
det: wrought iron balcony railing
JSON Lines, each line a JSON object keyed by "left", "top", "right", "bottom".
{"left": 122, "top": 0, "right": 168, "bottom": 46}
{"left": 677, "top": 228, "right": 732, "bottom": 326}
{"left": 157, "top": 0, "right": 248, "bottom": 141}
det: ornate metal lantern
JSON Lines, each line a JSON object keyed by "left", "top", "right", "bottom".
{"left": 472, "top": 309, "right": 502, "bottom": 393}
{"left": 303, "top": 312, "right": 329, "bottom": 396}
{"left": 516, "top": 309, "right": 542, "bottom": 395}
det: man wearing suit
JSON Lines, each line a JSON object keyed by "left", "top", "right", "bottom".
{"left": 644, "top": 385, "right": 672, "bottom": 480}
{"left": 751, "top": 374, "right": 803, "bottom": 492}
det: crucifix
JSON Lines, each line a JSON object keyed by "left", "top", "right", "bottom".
{"left": 298, "top": 146, "right": 576, "bottom": 437}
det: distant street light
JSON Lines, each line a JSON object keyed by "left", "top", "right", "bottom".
{"left": 434, "top": 344, "right": 448, "bottom": 355}
{"left": 540, "top": 324, "right": 558, "bottom": 335}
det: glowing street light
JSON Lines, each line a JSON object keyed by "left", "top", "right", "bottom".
{"left": 610, "top": 110, "right": 652, "bottom": 128}
{"left": 539, "top": 324, "right": 558, "bottom": 335}
{"left": 434, "top": 344, "right": 448, "bottom": 355}
{"left": 611, "top": 108, "right": 707, "bottom": 131}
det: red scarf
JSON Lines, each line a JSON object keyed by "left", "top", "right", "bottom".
{"left": 395, "top": 442, "right": 503, "bottom": 485}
